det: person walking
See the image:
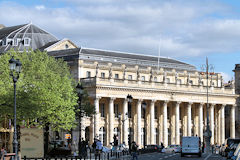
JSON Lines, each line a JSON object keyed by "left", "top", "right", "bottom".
{"left": 131, "top": 141, "right": 138, "bottom": 160}
{"left": 95, "top": 139, "right": 103, "bottom": 160}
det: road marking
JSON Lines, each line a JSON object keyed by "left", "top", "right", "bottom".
{"left": 204, "top": 153, "right": 212, "bottom": 160}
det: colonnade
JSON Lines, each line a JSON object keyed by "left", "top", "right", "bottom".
{"left": 91, "top": 97, "right": 235, "bottom": 147}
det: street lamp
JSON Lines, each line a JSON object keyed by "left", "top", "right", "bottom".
{"left": 126, "top": 94, "right": 132, "bottom": 146}
{"left": 142, "top": 101, "right": 147, "bottom": 148}
{"left": 76, "top": 83, "right": 84, "bottom": 156}
{"left": 201, "top": 58, "right": 214, "bottom": 154}
{"left": 9, "top": 56, "right": 22, "bottom": 160}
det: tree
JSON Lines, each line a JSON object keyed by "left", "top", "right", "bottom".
{"left": 0, "top": 49, "right": 78, "bottom": 131}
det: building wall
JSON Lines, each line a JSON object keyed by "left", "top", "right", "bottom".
{"left": 77, "top": 59, "right": 237, "bottom": 148}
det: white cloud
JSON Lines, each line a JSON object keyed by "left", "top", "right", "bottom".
{"left": 1, "top": 0, "right": 240, "bottom": 59}
{"left": 35, "top": 5, "right": 45, "bottom": 10}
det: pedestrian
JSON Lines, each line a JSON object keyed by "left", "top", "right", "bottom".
{"left": 160, "top": 142, "right": 164, "bottom": 152}
{"left": 92, "top": 138, "right": 97, "bottom": 153}
{"left": 0, "top": 146, "right": 7, "bottom": 160}
{"left": 95, "top": 139, "right": 102, "bottom": 159}
{"left": 81, "top": 138, "right": 87, "bottom": 159}
{"left": 202, "top": 142, "right": 205, "bottom": 153}
{"left": 131, "top": 141, "right": 138, "bottom": 160}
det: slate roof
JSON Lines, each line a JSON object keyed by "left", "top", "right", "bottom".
{"left": 0, "top": 23, "right": 58, "bottom": 53}
{"left": 38, "top": 40, "right": 60, "bottom": 51}
{"left": 48, "top": 47, "right": 197, "bottom": 71}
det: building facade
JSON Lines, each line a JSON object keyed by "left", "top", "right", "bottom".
{"left": 0, "top": 23, "right": 238, "bottom": 150}
{"left": 48, "top": 47, "right": 237, "bottom": 148}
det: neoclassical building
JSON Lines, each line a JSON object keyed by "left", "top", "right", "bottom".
{"left": 0, "top": 23, "right": 238, "bottom": 150}
{"left": 48, "top": 47, "right": 237, "bottom": 148}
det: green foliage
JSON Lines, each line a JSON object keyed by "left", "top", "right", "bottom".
{"left": 0, "top": 49, "right": 78, "bottom": 130}
{"left": 79, "top": 90, "right": 95, "bottom": 117}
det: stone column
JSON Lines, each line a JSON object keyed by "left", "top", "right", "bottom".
{"left": 175, "top": 101, "right": 180, "bottom": 145}
{"left": 199, "top": 103, "right": 203, "bottom": 142}
{"left": 94, "top": 97, "right": 100, "bottom": 138}
{"left": 123, "top": 98, "right": 129, "bottom": 145}
{"left": 159, "top": 103, "right": 163, "bottom": 144}
{"left": 137, "top": 99, "right": 142, "bottom": 146}
{"left": 217, "top": 107, "right": 221, "bottom": 145}
{"left": 109, "top": 97, "right": 115, "bottom": 144}
{"left": 210, "top": 104, "right": 215, "bottom": 145}
{"left": 230, "top": 105, "right": 236, "bottom": 138}
{"left": 187, "top": 102, "right": 192, "bottom": 136}
{"left": 150, "top": 100, "right": 155, "bottom": 144}
{"left": 163, "top": 100, "right": 168, "bottom": 147}
{"left": 220, "top": 104, "right": 225, "bottom": 144}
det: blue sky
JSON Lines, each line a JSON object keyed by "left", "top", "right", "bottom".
{"left": 1, "top": 0, "right": 240, "bottom": 82}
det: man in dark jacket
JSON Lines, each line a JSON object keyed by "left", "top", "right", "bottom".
{"left": 131, "top": 141, "right": 138, "bottom": 160}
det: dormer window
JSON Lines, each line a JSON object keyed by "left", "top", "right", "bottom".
{"left": 13, "top": 38, "right": 20, "bottom": 46}
{"left": 7, "top": 39, "right": 13, "bottom": 45}
{"left": 2, "top": 38, "right": 7, "bottom": 46}
{"left": 24, "top": 38, "right": 31, "bottom": 46}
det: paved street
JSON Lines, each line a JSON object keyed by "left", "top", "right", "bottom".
{"left": 120, "top": 152, "right": 226, "bottom": 160}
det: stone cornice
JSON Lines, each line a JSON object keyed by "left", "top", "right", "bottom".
{"left": 94, "top": 85, "right": 237, "bottom": 98}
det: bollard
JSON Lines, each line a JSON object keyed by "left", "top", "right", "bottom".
{"left": 107, "top": 153, "right": 110, "bottom": 160}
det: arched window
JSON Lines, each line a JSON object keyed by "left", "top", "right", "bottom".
{"left": 99, "top": 127, "right": 106, "bottom": 145}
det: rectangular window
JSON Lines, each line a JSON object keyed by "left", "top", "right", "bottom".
{"left": 141, "top": 107, "right": 146, "bottom": 119}
{"left": 189, "top": 80, "right": 193, "bottom": 85}
{"left": 128, "top": 104, "right": 132, "bottom": 118}
{"left": 141, "top": 76, "right": 145, "bottom": 81}
{"left": 176, "top": 79, "right": 181, "bottom": 85}
{"left": 166, "top": 78, "right": 170, "bottom": 83}
{"left": 154, "top": 106, "right": 157, "bottom": 119}
{"left": 13, "top": 38, "right": 19, "bottom": 46}
{"left": 100, "top": 103, "right": 105, "bottom": 117}
{"left": 128, "top": 75, "right": 132, "bottom": 80}
{"left": 86, "top": 71, "right": 91, "bottom": 78}
{"left": 24, "top": 38, "right": 31, "bottom": 46}
{"left": 154, "top": 77, "right": 157, "bottom": 82}
{"left": 115, "top": 74, "right": 119, "bottom": 79}
{"left": 101, "top": 72, "right": 105, "bottom": 78}
{"left": 114, "top": 104, "right": 119, "bottom": 118}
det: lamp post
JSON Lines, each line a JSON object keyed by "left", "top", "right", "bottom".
{"left": 76, "top": 83, "right": 84, "bottom": 156}
{"left": 9, "top": 56, "right": 22, "bottom": 160}
{"left": 126, "top": 94, "right": 132, "bottom": 146}
{"left": 201, "top": 57, "right": 214, "bottom": 154}
{"left": 142, "top": 101, "right": 147, "bottom": 148}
